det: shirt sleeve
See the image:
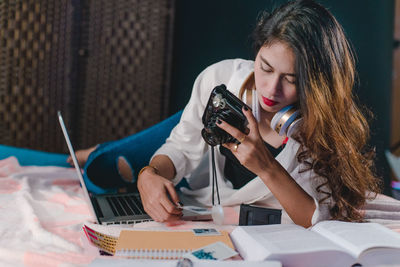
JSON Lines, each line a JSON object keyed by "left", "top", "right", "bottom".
{"left": 311, "top": 197, "right": 331, "bottom": 225}
{"left": 291, "top": 163, "right": 332, "bottom": 225}
{"left": 152, "top": 60, "right": 237, "bottom": 185}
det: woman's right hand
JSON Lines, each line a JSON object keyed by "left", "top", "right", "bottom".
{"left": 137, "top": 167, "right": 183, "bottom": 222}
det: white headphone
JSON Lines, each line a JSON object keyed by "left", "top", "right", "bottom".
{"left": 270, "top": 105, "right": 301, "bottom": 137}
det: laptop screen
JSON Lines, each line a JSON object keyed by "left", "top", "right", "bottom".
{"left": 57, "top": 111, "right": 98, "bottom": 222}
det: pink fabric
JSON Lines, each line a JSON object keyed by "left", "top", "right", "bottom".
{"left": 363, "top": 193, "right": 400, "bottom": 233}
{"left": 0, "top": 157, "right": 242, "bottom": 266}
{"left": 0, "top": 157, "right": 97, "bottom": 267}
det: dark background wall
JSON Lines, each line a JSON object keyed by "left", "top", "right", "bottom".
{"left": 169, "top": 0, "right": 395, "bottom": 195}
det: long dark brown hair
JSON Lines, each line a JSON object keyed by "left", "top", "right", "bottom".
{"left": 252, "top": 0, "right": 381, "bottom": 221}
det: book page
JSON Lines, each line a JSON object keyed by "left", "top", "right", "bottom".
{"left": 311, "top": 221, "right": 400, "bottom": 258}
{"left": 231, "top": 224, "right": 351, "bottom": 258}
{"left": 360, "top": 247, "right": 400, "bottom": 267}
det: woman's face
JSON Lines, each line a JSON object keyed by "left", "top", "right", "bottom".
{"left": 254, "top": 41, "right": 298, "bottom": 114}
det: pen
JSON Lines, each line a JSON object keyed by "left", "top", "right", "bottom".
{"left": 176, "top": 201, "right": 184, "bottom": 209}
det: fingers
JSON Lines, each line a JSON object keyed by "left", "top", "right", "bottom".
{"left": 143, "top": 192, "right": 182, "bottom": 222}
{"left": 152, "top": 200, "right": 182, "bottom": 222}
{"left": 161, "top": 182, "right": 182, "bottom": 216}
{"left": 144, "top": 200, "right": 166, "bottom": 222}
{"left": 160, "top": 196, "right": 183, "bottom": 216}
{"left": 222, "top": 142, "right": 238, "bottom": 153}
{"left": 165, "top": 181, "right": 180, "bottom": 205}
{"left": 150, "top": 194, "right": 182, "bottom": 222}
{"left": 216, "top": 107, "right": 258, "bottom": 142}
{"left": 216, "top": 119, "right": 244, "bottom": 142}
{"left": 138, "top": 173, "right": 182, "bottom": 222}
{"left": 242, "top": 106, "right": 258, "bottom": 131}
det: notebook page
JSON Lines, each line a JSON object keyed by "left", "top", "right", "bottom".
{"left": 311, "top": 221, "right": 400, "bottom": 258}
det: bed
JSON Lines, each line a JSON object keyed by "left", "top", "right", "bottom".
{"left": 1, "top": 155, "right": 400, "bottom": 267}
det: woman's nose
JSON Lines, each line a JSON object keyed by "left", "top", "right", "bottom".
{"left": 265, "top": 76, "right": 282, "bottom": 97}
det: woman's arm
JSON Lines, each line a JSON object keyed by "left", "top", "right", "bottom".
{"left": 217, "top": 107, "right": 316, "bottom": 228}
{"left": 140, "top": 60, "right": 251, "bottom": 222}
{"left": 148, "top": 154, "right": 176, "bottom": 180}
{"left": 257, "top": 159, "right": 316, "bottom": 228}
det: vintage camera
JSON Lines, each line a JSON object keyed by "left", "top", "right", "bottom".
{"left": 201, "top": 84, "right": 250, "bottom": 146}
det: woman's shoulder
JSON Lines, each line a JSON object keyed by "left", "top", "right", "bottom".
{"left": 190, "top": 59, "right": 254, "bottom": 107}
{"left": 204, "top": 58, "right": 254, "bottom": 74}
{"left": 197, "top": 59, "right": 254, "bottom": 94}
{"left": 198, "top": 59, "right": 253, "bottom": 81}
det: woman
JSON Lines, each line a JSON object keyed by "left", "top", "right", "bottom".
{"left": 73, "top": 0, "right": 380, "bottom": 227}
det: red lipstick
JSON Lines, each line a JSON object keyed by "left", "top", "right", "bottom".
{"left": 262, "top": 96, "right": 278, "bottom": 106}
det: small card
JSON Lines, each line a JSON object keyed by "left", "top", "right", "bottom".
{"left": 183, "top": 205, "right": 211, "bottom": 215}
{"left": 192, "top": 228, "right": 221, "bottom": 236}
{"left": 186, "top": 241, "right": 238, "bottom": 261}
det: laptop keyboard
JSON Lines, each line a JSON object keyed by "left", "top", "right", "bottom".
{"left": 105, "top": 194, "right": 145, "bottom": 217}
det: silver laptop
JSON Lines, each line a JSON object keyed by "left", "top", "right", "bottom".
{"left": 58, "top": 111, "right": 211, "bottom": 225}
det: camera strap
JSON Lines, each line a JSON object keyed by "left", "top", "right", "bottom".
{"left": 211, "top": 146, "right": 221, "bottom": 205}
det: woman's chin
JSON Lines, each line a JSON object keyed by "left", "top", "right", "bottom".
{"left": 260, "top": 103, "right": 281, "bottom": 113}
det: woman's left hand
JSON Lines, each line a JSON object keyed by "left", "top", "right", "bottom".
{"left": 217, "top": 107, "right": 276, "bottom": 176}
{"left": 218, "top": 107, "right": 316, "bottom": 228}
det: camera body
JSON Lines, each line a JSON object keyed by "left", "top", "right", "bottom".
{"left": 201, "top": 84, "right": 250, "bottom": 146}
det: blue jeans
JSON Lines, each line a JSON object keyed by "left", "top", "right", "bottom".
{"left": 83, "top": 111, "right": 182, "bottom": 194}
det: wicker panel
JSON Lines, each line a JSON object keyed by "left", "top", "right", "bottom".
{"left": 76, "top": 0, "right": 175, "bottom": 149}
{"left": 0, "top": 0, "right": 77, "bottom": 152}
{"left": 0, "top": 0, "right": 174, "bottom": 153}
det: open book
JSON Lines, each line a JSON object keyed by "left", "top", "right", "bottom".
{"left": 230, "top": 221, "right": 400, "bottom": 267}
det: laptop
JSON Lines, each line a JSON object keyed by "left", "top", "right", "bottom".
{"left": 57, "top": 111, "right": 212, "bottom": 225}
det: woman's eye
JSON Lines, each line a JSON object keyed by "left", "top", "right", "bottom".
{"left": 260, "top": 63, "right": 272, "bottom": 72}
{"left": 285, "top": 76, "right": 296, "bottom": 84}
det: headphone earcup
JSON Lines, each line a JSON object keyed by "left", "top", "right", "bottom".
{"left": 270, "top": 105, "right": 300, "bottom": 137}
{"left": 286, "top": 117, "right": 302, "bottom": 137}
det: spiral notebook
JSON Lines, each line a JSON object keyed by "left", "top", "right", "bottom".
{"left": 83, "top": 225, "right": 118, "bottom": 255}
{"left": 114, "top": 229, "right": 234, "bottom": 259}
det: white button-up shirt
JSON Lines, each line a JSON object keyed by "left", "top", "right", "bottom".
{"left": 153, "top": 59, "right": 331, "bottom": 225}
